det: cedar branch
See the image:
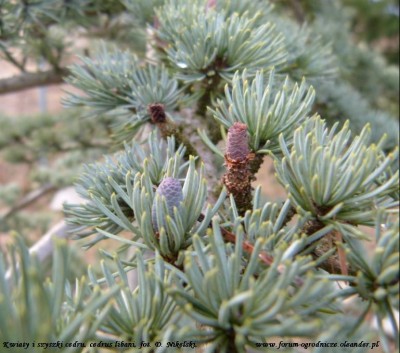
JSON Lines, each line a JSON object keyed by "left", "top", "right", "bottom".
{"left": 0, "top": 68, "right": 69, "bottom": 95}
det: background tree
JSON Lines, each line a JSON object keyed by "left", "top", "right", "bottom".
{"left": 0, "top": 1, "right": 398, "bottom": 352}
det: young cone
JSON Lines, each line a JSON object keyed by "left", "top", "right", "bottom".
{"left": 152, "top": 177, "right": 183, "bottom": 232}
{"left": 223, "top": 122, "right": 253, "bottom": 215}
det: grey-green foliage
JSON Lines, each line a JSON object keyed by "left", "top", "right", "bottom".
{"left": 169, "top": 221, "right": 338, "bottom": 353}
{"left": 87, "top": 252, "right": 177, "bottom": 347}
{"left": 315, "top": 81, "right": 399, "bottom": 150}
{"left": 232, "top": 193, "right": 298, "bottom": 251}
{"left": 64, "top": 45, "right": 141, "bottom": 115}
{"left": 348, "top": 45, "right": 399, "bottom": 104}
{"left": 64, "top": 132, "right": 186, "bottom": 247}
{"left": 307, "top": 0, "right": 399, "bottom": 146}
{"left": 122, "top": 0, "right": 165, "bottom": 25}
{"left": 156, "top": 0, "right": 286, "bottom": 83}
{"left": 64, "top": 44, "right": 183, "bottom": 141}
{"left": 215, "top": 0, "right": 273, "bottom": 18}
{"left": 0, "top": 111, "right": 109, "bottom": 182}
{"left": 312, "top": 320, "right": 378, "bottom": 353}
{"left": 209, "top": 70, "right": 315, "bottom": 153}
{"left": 62, "top": 131, "right": 399, "bottom": 350}
{"left": 0, "top": 110, "right": 110, "bottom": 234}
{"left": 64, "top": 44, "right": 183, "bottom": 115}
{"left": 0, "top": 235, "right": 119, "bottom": 353}
{"left": 0, "top": 183, "right": 21, "bottom": 207}
{"left": 301, "top": 215, "right": 400, "bottom": 353}
{"left": 0, "top": 0, "right": 126, "bottom": 71}
{"left": 346, "top": 215, "right": 399, "bottom": 336}
{"left": 63, "top": 117, "right": 398, "bottom": 352}
{"left": 275, "top": 116, "right": 399, "bottom": 226}
{"left": 310, "top": 0, "right": 399, "bottom": 101}
{"left": 130, "top": 157, "right": 225, "bottom": 260}
{"left": 269, "top": 15, "right": 338, "bottom": 81}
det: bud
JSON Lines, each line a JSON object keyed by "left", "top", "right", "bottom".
{"left": 152, "top": 177, "right": 183, "bottom": 232}
{"left": 148, "top": 103, "right": 166, "bottom": 123}
{"left": 226, "top": 122, "right": 249, "bottom": 162}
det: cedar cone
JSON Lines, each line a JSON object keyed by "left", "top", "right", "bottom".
{"left": 223, "top": 122, "right": 253, "bottom": 215}
{"left": 226, "top": 122, "right": 250, "bottom": 162}
{"left": 152, "top": 177, "right": 183, "bottom": 232}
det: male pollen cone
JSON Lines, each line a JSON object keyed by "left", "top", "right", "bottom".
{"left": 226, "top": 122, "right": 250, "bottom": 162}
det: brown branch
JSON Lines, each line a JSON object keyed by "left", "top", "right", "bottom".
{"left": 55, "top": 141, "right": 109, "bottom": 152}
{"left": 0, "top": 68, "right": 69, "bottom": 95}
{"left": 1, "top": 184, "right": 56, "bottom": 220}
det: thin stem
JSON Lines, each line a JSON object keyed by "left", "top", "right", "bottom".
{"left": 148, "top": 103, "right": 198, "bottom": 159}
{"left": 0, "top": 44, "right": 25, "bottom": 72}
